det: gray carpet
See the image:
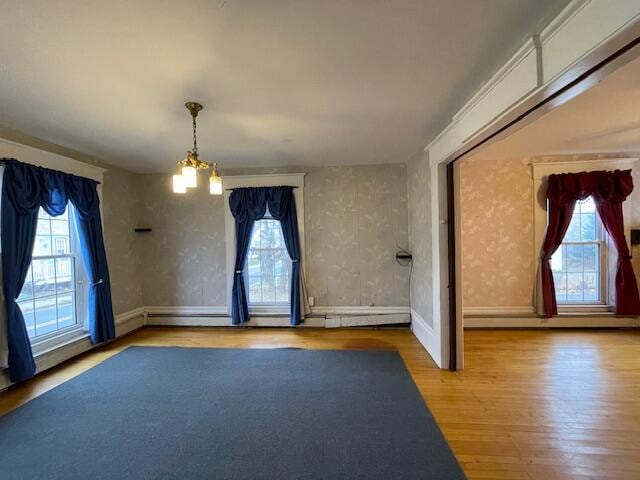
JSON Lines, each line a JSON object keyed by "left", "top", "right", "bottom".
{"left": 0, "top": 346, "right": 465, "bottom": 479}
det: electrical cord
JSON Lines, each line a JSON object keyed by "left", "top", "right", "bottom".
{"left": 395, "top": 243, "right": 413, "bottom": 310}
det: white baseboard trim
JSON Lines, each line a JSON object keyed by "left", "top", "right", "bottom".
{"left": 463, "top": 305, "right": 536, "bottom": 316}
{"left": 465, "top": 315, "right": 640, "bottom": 328}
{"left": 145, "top": 305, "right": 410, "bottom": 328}
{"left": 410, "top": 309, "right": 441, "bottom": 367}
{"left": 0, "top": 308, "right": 146, "bottom": 391}
{"left": 311, "top": 306, "right": 410, "bottom": 316}
{"left": 145, "top": 306, "right": 228, "bottom": 316}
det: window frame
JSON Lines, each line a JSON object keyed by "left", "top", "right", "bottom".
{"left": 551, "top": 197, "right": 608, "bottom": 307}
{"left": 532, "top": 158, "right": 636, "bottom": 314}
{"left": 243, "top": 213, "right": 292, "bottom": 307}
{"left": 20, "top": 205, "right": 88, "bottom": 347}
{"left": 222, "top": 173, "right": 305, "bottom": 319}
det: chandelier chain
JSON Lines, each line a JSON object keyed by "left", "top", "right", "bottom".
{"left": 192, "top": 114, "right": 198, "bottom": 154}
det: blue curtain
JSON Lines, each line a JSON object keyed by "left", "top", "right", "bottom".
{"left": 1, "top": 158, "right": 115, "bottom": 382}
{"left": 228, "top": 186, "right": 302, "bottom": 326}
{"left": 67, "top": 176, "right": 115, "bottom": 343}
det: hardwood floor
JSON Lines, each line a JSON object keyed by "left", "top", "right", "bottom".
{"left": 2, "top": 326, "right": 640, "bottom": 479}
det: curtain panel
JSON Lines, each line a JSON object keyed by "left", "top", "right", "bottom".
{"left": 539, "top": 169, "right": 640, "bottom": 317}
{"left": 228, "top": 186, "right": 303, "bottom": 326}
{"left": 0, "top": 158, "right": 115, "bottom": 382}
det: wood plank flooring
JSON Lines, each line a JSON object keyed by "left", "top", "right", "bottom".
{"left": 2, "top": 327, "right": 640, "bottom": 479}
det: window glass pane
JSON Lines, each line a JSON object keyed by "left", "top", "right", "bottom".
{"left": 36, "top": 219, "right": 51, "bottom": 236}
{"left": 56, "top": 292, "right": 75, "bottom": 329}
{"left": 261, "top": 275, "right": 276, "bottom": 303}
{"left": 34, "top": 296, "right": 58, "bottom": 337}
{"left": 51, "top": 219, "right": 69, "bottom": 235}
{"left": 564, "top": 216, "right": 581, "bottom": 241}
{"left": 18, "top": 301, "right": 36, "bottom": 337}
{"left": 249, "top": 276, "right": 262, "bottom": 303}
{"left": 580, "top": 212, "right": 596, "bottom": 241}
{"left": 55, "top": 257, "right": 74, "bottom": 293}
{"left": 34, "top": 235, "right": 52, "bottom": 256}
{"left": 583, "top": 273, "right": 598, "bottom": 302}
{"left": 553, "top": 272, "right": 567, "bottom": 303}
{"left": 275, "top": 277, "right": 289, "bottom": 303}
{"left": 583, "top": 244, "right": 598, "bottom": 272}
{"left": 32, "top": 258, "right": 56, "bottom": 297}
{"left": 566, "top": 273, "right": 583, "bottom": 303}
{"left": 554, "top": 196, "right": 604, "bottom": 305}
{"left": 245, "top": 218, "right": 291, "bottom": 306}
{"left": 248, "top": 252, "right": 261, "bottom": 277}
{"left": 18, "top": 206, "right": 80, "bottom": 340}
{"left": 17, "top": 267, "right": 34, "bottom": 302}
{"left": 565, "top": 245, "right": 583, "bottom": 272}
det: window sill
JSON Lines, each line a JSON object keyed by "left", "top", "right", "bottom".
{"left": 248, "top": 305, "right": 290, "bottom": 316}
{"left": 30, "top": 327, "right": 88, "bottom": 357}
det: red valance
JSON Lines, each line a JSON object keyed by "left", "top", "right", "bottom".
{"left": 546, "top": 169, "right": 634, "bottom": 205}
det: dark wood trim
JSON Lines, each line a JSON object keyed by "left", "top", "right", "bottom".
{"left": 446, "top": 162, "right": 457, "bottom": 371}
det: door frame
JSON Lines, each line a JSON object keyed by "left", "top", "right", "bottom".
{"left": 444, "top": 28, "right": 640, "bottom": 371}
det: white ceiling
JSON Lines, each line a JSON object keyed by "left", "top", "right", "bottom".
{"left": 469, "top": 54, "right": 640, "bottom": 162}
{"left": 0, "top": 0, "right": 567, "bottom": 173}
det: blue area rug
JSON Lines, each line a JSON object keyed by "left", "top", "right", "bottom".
{"left": 0, "top": 346, "right": 465, "bottom": 479}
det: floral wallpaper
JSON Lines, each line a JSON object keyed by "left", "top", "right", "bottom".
{"left": 304, "top": 165, "right": 409, "bottom": 306}
{"left": 133, "top": 164, "right": 410, "bottom": 309}
{"left": 460, "top": 154, "right": 640, "bottom": 309}
{"left": 459, "top": 157, "right": 534, "bottom": 307}
{"left": 136, "top": 171, "right": 228, "bottom": 307}
{"left": 102, "top": 167, "right": 144, "bottom": 315}
{"left": 407, "top": 153, "right": 433, "bottom": 326}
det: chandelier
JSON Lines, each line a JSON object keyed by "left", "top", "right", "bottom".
{"left": 172, "top": 102, "right": 222, "bottom": 195}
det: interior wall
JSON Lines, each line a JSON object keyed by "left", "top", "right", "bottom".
{"left": 407, "top": 153, "right": 433, "bottom": 327}
{"left": 137, "top": 163, "right": 410, "bottom": 308}
{"left": 102, "top": 168, "right": 145, "bottom": 314}
{"left": 460, "top": 153, "right": 640, "bottom": 311}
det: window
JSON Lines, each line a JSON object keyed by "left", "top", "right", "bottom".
{"left": 16, "top": 206, "right": 84, "bottom": 340}
{"left": 223, "top": 173, "right": 305, "bottom": 320}
{"left": 551, "top": 197, "right": 606, "bottom": 304}
{"left": 244, "top": 213, "right": 291, "bottom": 306}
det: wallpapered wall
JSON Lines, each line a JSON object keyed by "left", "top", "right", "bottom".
{"left": 0, "top": 131, "right": 411, "bottom": 314}
{"left": 102, "top": 168, "right": 145, "bottom": 314}
{"left": 460, "top": 154, "right": 640, "bottom": 309}
{"left": 407, "top": 153, "right": 433, "bottom": 326}
{"left": 135, "top": 164, "right": 410, "bottom": 308}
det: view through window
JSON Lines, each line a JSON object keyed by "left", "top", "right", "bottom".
{"left": 245, "top": 214, "right": 291, "bottom": 305}
{"left": 551, "top": 197, "right": 605, "bottom": 304}
{"left": 17, "top": 207, "right": 81, "bottom": 339}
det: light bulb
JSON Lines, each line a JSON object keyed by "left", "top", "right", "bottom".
{"left": 209, "top": 170, "right": 222, "bottom": 195}
{"left": 172, "top": 173, "right": 186, "bottom": 194}
{"left": 182, "top": 165, "right": 197, "bottom": 188}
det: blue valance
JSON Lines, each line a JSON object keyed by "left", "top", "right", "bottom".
{"left": 3, "top": 158, "right": 101, "bottom": 218}
{"left": 1, "top": 158, "right": 114, "bottom": 382}
{"left": 229, "top": 186, "right": 302, "bottom": 326}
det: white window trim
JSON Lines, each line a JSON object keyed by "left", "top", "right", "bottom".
{"left": 532, "top": 158, "right": 637, "bottom": 314}
{"left": 222, "top": 173, "right": 306, "bottom": 317}
{"left": 0, "top": 138, "right": 105, "bottom": 353}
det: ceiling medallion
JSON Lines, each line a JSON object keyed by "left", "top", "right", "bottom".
{"left": 172, "top": 102, "right": 222, "bottom": 195}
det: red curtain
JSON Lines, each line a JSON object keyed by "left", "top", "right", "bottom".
{"left": 541, "top": 170, "right": 640, "bottom": 317}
